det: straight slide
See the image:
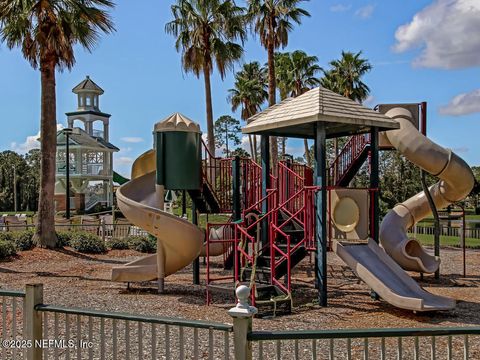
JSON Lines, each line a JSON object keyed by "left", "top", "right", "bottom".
{"left": 334, "top": 239, "right": 455, "bottom": 312}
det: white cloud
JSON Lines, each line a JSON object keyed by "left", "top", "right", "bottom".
{"left": 330, "top": 4, "right": 351, "bottom": 12}
{"left": 355, "top": 4, "right": 375, "bottom": 19}
{"left": 115, "top": 156, "right": 134, "bottom": 165}
{"left": 393, "top": 0, "right": 480, "bottom": 69}
{"left": 363, "top": 95, "right": 376, "bottom": 108}
{"left": 439, "top": 89, "right": 480, "bottom": 116}
{"left": 120, "top": 137, "right": 144, "bottom": 143}
{"left": 11, "top": 124, "right": 64, "bottom": 153}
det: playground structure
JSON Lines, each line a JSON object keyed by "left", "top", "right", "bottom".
{"left": 112, "top": 87, "right": 475, "bottom": 314}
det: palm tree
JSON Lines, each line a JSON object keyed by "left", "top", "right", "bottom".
{"left": 321, "top": 50, "right": 372, "bottom": 175}
{"left": 321, "top": 51, "right": 372, "bottom": 102}
{"left": 166, "top": 0, "right": 247, "bottom": 155}
{"left": 247, "top": 0, "right": 310, "bottom": 167}
{"left": 275, "top": 50, "right": 320, "bottom": 166}
{"left": 0, "top": 0, "right": 115, "bottom": 248}
{"left": 228, "top": 61, "right": 268, "bottom": 160}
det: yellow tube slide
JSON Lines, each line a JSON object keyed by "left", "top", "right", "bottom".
{"left": 112, "top": 150, "right": 227, "bottom": 283}
{"left": 380, "top": 107, "right": 475, "bottom": 273}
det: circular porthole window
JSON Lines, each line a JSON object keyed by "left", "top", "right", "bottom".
{"left": 332, "top": 197, "right": 360, "bottom": 233}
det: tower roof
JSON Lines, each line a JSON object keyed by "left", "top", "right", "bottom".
{"left": 154, "top": 113, "right": 201, "bottom": 133}
{"left": 72, "top": 75, "right": 104, "bottom": 95}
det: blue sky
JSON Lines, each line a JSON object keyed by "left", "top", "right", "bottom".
{"left": 0, "top": 0, "right": 479, "bottom": 177}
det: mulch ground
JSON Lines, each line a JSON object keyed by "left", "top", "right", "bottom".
{"left": 1, "top": 246, "right": 479, "bottom": 331}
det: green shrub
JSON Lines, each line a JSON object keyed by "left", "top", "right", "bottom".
{"left": 126, "top": 235, "right": 156, "bottom": 253}
{"left": 11, "top": 230, "right": 35, "bottom": 251}
{"left": 108, "top": 237, "right": 130, "bottom": 250}
{"left": 55, "top": 231, "right": 73, "bottom": 248}
{"left": 0, "top": 240, "right": 16, "bottom": 259}
{"left": 0, "top": 232, "right": 14, "bottom": 243}
{"left": 69, "top": 231, "right": 107, "bottom": 254}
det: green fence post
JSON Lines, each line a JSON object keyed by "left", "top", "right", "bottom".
{"left": 25, "top": 283, "right": 43, "bottom": 360}
{"left": 228, "top": 286, "right": 257, "bottom": 360}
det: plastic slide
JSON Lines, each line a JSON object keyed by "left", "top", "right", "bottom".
{"left": 111, "top": 150, "right": 226, "bottom": 283}
{"left": 379, "top": 107, "right": 475, "bottom": 273}
{"left": 334, "top": 239, "right": 455, "bottom": 311}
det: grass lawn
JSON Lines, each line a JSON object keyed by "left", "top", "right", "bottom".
{"left": 172, "top": 207, "right": 231, "bottom": 229}
{"left": 410, "top": 233, "right": 480, "bottom": 248}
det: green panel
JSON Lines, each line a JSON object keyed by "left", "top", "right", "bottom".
{"left": 155, "top": 131, "right": 201, "bottom": 190}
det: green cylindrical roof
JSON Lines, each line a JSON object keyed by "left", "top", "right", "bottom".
{"left": 154, "top": 113, "right": 201, "bottom": 133}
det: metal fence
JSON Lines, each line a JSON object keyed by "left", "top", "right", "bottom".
{"left": 248, "top": 328, "right": 480, "bottom": 360}
{"left": 1, "top": 285, "right": 233, "bottom": 360}
{"left": 1, "top": 290, "right": 26, "bottom": 360}
{"left": 411, "top": 224, "right": 480, "bottom": 240}
{"left": 0, "top": 222, "right": 149, "bottom": 241}
{"left": 2, "top": 285, "right": 480, "bottom": 360}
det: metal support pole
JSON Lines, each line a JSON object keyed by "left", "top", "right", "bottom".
{"left": 421, "top": 170, "right": 440, "bottom": 279}
{"left": 182, "top": 190, "right": 187, "bottom": 217}
{"left": 64, "top": 129, "right": 72, "bottom": 219}
{"left": 314, "top": 123, "right": 327, "bottom": 306}
{"left": 232, "top": 156, "right": 241, "bottom": 221}
{"left": 192, "top": 200, "right": 200, "bottom": 285}
{"left": 461, "top": 205, "right": 466, "bottom": 277}
{"left": 260, "top": 135, "right": 270, "bottom": 247}
{"left": 370, "top": 127, "right": 379, "bottom": 243}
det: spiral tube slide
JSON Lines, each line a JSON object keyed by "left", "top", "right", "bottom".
{"left": 111, "top": 150, "right": 228, "bottom": 283}
{"left": 380, "top": 108, "right": 475, "bottom": 273}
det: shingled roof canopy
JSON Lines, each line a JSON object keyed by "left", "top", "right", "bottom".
{"left": 72, "top": 75, "right": 104, "bottom": 95}
{"left": 242, "top": 87, "right": 399, "bottom": 139}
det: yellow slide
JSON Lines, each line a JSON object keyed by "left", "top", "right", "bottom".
{"left": 111, "top": 150, "right": 226, "bottom": 286}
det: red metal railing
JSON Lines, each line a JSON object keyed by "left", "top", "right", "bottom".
{"left": 270, "top": 186, "right": 317, "bottom": 293}
{"left": 201, "top": 141, "right": 232, "bottom": 213}
{"left": 205, "top": 222, "right": 237, "bottom": 305}
{"left": 240, "top": 158, "right": 262, "bottom": 212}
{"left": 329, "top": 134, "right": 371, "bottom": 185}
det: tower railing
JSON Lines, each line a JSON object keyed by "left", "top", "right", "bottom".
{"left": 329, "top": 133, "right": 371, "bottom": 185}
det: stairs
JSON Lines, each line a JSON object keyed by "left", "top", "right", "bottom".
{"left": 329, "top": 134, "right": 371, "bottom": 186}
{"left": 205, "top": 158, "right": 315, "bottom": 316}
{"left": 188, "top": 182, "right": 221, "bottom": 214}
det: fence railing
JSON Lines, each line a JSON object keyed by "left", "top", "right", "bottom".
{"left": 1, "top": 290, "right": 25, "bottom": 360}
{"left": 2, "top": 285, "right": 480, "bottom": 360}
{"left": 248, "top": 327, "right": 480, "bottom": 360}
{"left": 409, "top": 224, "right": 480, "bottom": 242}
{"left": 1, "top": 285, "right": 233, "bottom": 360}
{"left": 0, "top": 222, "right": 149, "bottom": 241}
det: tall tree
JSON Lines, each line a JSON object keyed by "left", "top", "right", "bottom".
{"left": 214, "top": 115, "right": 242, "bottom": 157}
{"left": 321, "top": 50, "right": 372, "bottom": 103}
{"left": 321, "top": 51, "right": 372, "bottom": 169}
{"left": 0, "top": 0, "right": 115, "bottom": 248}
{"left": 247, "top": 0, "right": 310, "bottom": 167}
{"left": 228, "top": 61, "right": 268, "bottom": 160}
{"left": 275, "top": 50, "right": 320, "bottom": 165}
{"left": 166, "top": 0, "right": 246, "bottom": 155}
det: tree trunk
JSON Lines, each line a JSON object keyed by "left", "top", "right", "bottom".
{"left": 267, "top": 38, "right": 278, "bottom": 170}
{"left": 304, "top": 139, "right": 312, "bottom": 167}
{"left": 35, "top": 59, "right": 58, "bottom": 248}
{"left": 203, "top": 65, "right": 215, "bottom": 155}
